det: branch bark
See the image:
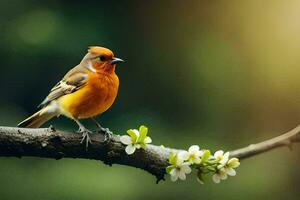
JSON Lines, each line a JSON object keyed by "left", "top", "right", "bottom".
{"left": 0, "top": 124, "right": 299, "bottom": 182}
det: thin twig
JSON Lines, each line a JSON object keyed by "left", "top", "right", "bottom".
{"left": 229, "top": 125, "right": 300, "bottom": 159}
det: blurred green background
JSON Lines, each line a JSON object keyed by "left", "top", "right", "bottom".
{"left": 0, "top": 0, "right": 300, "bottom": 199}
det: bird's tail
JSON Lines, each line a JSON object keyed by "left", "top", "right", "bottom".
{"left": 18, "top": 108, "right": 55, "bottom": 128}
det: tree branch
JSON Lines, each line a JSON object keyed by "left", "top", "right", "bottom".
{"left": 0, "top": 124, "right": 299, "bottom": 182}
{"left": 229, "top": 124, "right": 300, "bottom": 159}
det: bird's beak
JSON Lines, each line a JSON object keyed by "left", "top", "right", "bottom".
{"left": 110, "top": 57, "right": 124, "bottom": 64}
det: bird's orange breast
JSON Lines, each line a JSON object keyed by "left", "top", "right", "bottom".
{"left": 57, "top": 71, "right": 119, "bottom": 119}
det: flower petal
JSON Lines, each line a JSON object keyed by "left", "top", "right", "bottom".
{"left": 170, "top": 169, "right": 179, "bottom": 182}
{"left": 127, "top": 129, "right": 138, "bottom": 142}
{"left": 217, "top": 164, "right": 224, "bottom": 170}
{"left": 223, "top": 152, "right": 230, "bottom": 162}
{"left": 138, "top": 125, "right": 148, "bottom": 142}
{"left": 178, "top": 170, "right": 186, "bottom": 180}
{"left": 170, "top": 168, "right": 177, "bottom": 176}
{"left": 188, "top": 145, "right": 200, "bottom": 153}
{"left": 177, "top": 151, "right": 189, "bottom": 164}
{"left": 219, "top": 169, "right": 228, "bottom": 180}
{"left": 225, "top": 168, "right": 236, "bottom": 176}
{"left": 125, "top": 145, "right": 136, "bottom": 155}
{"left": 214, "top": 150, "right": 224, "bottom": 159}
{"left": 228, "top": 158, "right": 240, "bottom": 168}
{"left": 120, "top": 135, "right": 132, "bottom": 145}
{"left": 139, "top": 125, "right": 148, "bottom": 134}
{"left": 143, "top": 136, "right": 152, "bottom": 144}
{"left": 193, "top": 157, "right": 201, "bottom": 164}
{"left": 171, "top": 175, "right": 178, "bottom": 182}
{"left": 212, "top": 174, "right": 221, "bottom": 183}
{"left": 132, "top": 129, "right": 140, "bottom": 137}
{"left": 220, "top": 174, "right": 228, "bottom": 180}
{"left": 196, "top": 150, "right": 204, "bottom": 157}
{"left": 181, "top": 164, "right": 192, "bottom": 174}
{"left": 219, "top": 159, "right": 227, "bottom": 167}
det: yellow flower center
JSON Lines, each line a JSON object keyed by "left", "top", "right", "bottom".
{"left": 216, "top": 155, "right": 223, "bottom": 161}
{"left": 189, "top": 154, "right": 196, "bottom": 160}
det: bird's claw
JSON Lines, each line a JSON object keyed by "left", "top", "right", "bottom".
{"left": 97, "top": 127, "right": 112, "bottom": 142}
{"left": 104, "top": 130, "right": 112, "bottom": 142}
{"left": 90, "top": 118, "right": 112, "bottom": 143}
{"left": 77, "top": 128, "right": 92, "bottom": 150}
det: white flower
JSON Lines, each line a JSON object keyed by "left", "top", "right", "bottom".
{"left": 120, "top": 129, "right": 139, "bottom": 154}
{"left": 169, "top": 164, "right": 191, "bottom": 182}
{"left": 177, "top": 150, "right": 189, "bottom": 162}
{"left": 120, "top": 125, "right": 152, "bottom": 155}
{"left": 212, "top": 153, "right": 240, "bottom": 183}
{"left": 212, "top": 168, "right": 228, "bottom": 183}
{"left": 214, "top": 150, "right": 229, "bottom": 169}
{"left": 224, "top": 158, "right": 240, "bottom": 176}
{"left": 167, "top": 151, "right": 192, "bottom": 182}
{"left": 187, "top": 145, "right": 203, "bottom": 164}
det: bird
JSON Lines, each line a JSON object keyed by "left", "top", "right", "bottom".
{"left": 18, "top": 46, "right": 124, "bottom": 147}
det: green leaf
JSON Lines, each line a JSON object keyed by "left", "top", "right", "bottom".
{"left": 207, "top": 166, "right": 217, "bottom": 172}
{"left": 199, "top": 166, "right": 209, "bottom": 173}
{"left": 201, "top": 150, "right": 211, "bottom": 162}
{"left": 166, "top": 166, "right": 174, "bottom": 174}
{"left": 138, "top": 125, "right": 148, "bottom": 142}
{"left": 197, "top": 170, "right": 208, "bottom": 183}
{"left": 127, "top": 129, "right": 137, "bottom": 143}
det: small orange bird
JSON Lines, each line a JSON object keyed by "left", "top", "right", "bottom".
{"left": 18, "top": 46, "right": 124, "bottom": 147}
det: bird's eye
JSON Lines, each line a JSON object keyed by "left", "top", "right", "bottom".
{"left": 98, "top": 56, "right": 106, "bottom": 62}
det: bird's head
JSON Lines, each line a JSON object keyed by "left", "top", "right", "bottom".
{"left": 81, "top": 46, "right": 124, "bottom": 73}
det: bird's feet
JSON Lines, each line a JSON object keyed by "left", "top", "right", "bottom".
{"left": 90, "top": 117, "right": 112, "bottom": 142}
{"left": 97, "top": 126, "right": 113, "bottom": 142}
{"left": 77, "top": 126, "right": 92, "bottom": 149}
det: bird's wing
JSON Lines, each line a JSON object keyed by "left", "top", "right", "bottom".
{"left": 38, "top": 65, "right": 88, "bottom": 107}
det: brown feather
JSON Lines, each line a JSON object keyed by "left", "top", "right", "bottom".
{"left": 18, "top": 108, "right": 55, "bottom": 128}
{"left": 39, "top": 65, "right": 88, "bottom": 107}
